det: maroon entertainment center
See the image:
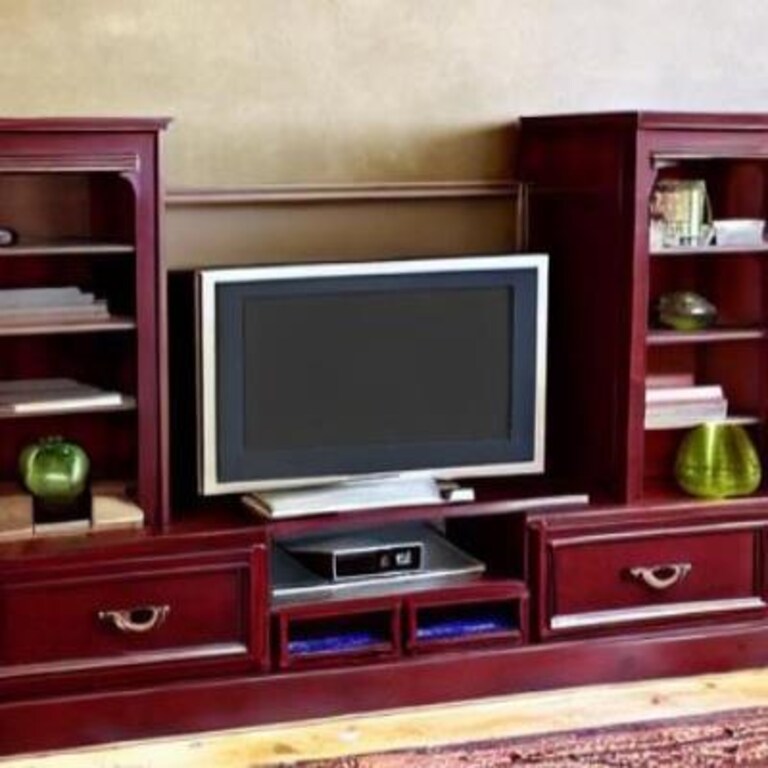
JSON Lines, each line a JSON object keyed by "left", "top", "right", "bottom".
{"left": 3, "top": 112, "right": 768, "bottom": 756}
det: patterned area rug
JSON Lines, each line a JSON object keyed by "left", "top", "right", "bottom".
{"left": 275, "top": 706, "right": 768, "bottom": 767}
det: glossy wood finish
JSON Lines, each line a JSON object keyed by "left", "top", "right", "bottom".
{"left": 519, "top": 111, "right": 768, "bottom": 504}
{"left": 0, "top": 120, "right": 168, "bottom": 526}
{"left": 5, "top": 619, "right": 768, "bottom": 756}
{"left": 532, "top": 514, "right": 767, "bottom": 639}
{"left": 0, "top": 529, "right": 268, "bottom": 701}
{"left": 2, "top": 551, "right": 258, "bottom": 671}
{"left": 7, "top": 113, "right": 768, "bottom": 759}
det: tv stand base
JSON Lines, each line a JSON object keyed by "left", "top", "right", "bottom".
{"left": 242, "top": 475, "right": 454, "bottom": 518}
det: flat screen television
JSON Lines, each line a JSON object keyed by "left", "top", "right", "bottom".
{"left": 195, "top": 254, "right": 548, "bottom": 515}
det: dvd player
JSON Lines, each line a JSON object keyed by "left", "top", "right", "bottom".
{"left": 286, "top": 534, "right": 423, "bottom": 581}
{"left": 272, "top": 523, "right": 485, "bottom": 604}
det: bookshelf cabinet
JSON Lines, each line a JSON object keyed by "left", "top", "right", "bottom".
{"left": 0, "top": 119, "right": 169, "bottom": 529}
{"left": 519, "top": 112, "right": 768, "bottom": 503}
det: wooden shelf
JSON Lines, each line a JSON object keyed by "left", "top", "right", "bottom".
{"left": 645, "top": 414, "right": 760, "bottom": 432}
{"left": 640, "top": 476, "right": 768, "bottom": 507}
{"left": 0, "top": 240, "right": 134, "bottom": 257}
{"left": 647, "top": 327, "right": 768, "bottom": 345}
{"left": 263, "top": 493, "right": 590, "bottom": 538}
{"left": 650, "top": 244, "right": 768, "bottom": 257}
{"left": 0, "top": 316, "right": 136, "bottom": 337}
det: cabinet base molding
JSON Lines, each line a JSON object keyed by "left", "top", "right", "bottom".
{"left": 3, "top": 620, "right": 768, "bottom": 756}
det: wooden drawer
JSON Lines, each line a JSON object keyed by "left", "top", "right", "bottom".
{"left": 541, "top": 522, "right": 766, "bottom": 636}
{"left": 0, "top": 546, "right": 266, "bottom": 677}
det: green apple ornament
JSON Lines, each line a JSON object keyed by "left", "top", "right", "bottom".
{"left": 19, "top": 437, "right": 90, "bottom": 503}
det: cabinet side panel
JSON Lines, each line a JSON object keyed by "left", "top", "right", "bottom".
{"left": 519, "top": 123, "right": 635, "bottom": 501}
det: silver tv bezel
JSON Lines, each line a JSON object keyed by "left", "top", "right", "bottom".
{"left": 196, "top": 254, "right": 549, "bottom": 496}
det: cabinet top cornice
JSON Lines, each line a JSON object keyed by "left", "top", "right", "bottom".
{"left": 520, "top": 111, "right": 768, "bottom": 132}
{"left": 0, "top": 117, "right": 171, "bottom": 132}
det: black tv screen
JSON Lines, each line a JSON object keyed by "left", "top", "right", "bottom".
{"left": 197, "top": 256, "right": 547, "bottom": 494}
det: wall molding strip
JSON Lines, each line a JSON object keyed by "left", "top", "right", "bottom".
{"left": 165, "top": 181, "right": 520, "bottom": 206}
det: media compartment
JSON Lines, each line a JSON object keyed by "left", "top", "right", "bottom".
{"left": 405, "top": 581, "right": 528, "bottom": 653}
{"left": 272, "top": 597, "right": 401, "bottom": 670}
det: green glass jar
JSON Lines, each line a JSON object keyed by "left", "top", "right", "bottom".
{"left": 674, "top": 423, "right": 761, "bottom": 498}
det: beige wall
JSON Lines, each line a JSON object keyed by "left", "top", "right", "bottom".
{"left": 1, "top": 1, "right": 766, "bottom": 264}
{"left": 2, "top": 0, "right": 765, "bottom": 186}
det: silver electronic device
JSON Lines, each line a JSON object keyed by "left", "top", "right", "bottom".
{"left": 271, "top": 523, "right": 486, "bottom": 604}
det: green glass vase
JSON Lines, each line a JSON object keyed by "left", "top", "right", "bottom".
{"left": 674, "top": 423, "right": 762, "bottom": 498}
{"left": 18, "top": 436, "right": 90, "bottom": 504}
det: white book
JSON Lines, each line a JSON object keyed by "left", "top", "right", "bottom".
{"left": 645, "top": 399, "right": 728, "bottom": 429}
{"left": 645, "top": 373, "right": 695, "bottom": 389}
{"left": 11, "top": 394, "right": 124, "bottom": 414}
{"left": 0, "top": 287, "right": 96, "bottom": 309}
{"left": 0, "top": 378, "right": 124, "bottom": 413}
{"left": 0, "top": 303, "right": 110, "bottom": 324}
{"left": 645, "top": 385, "right": 724, "bottom": 404}
{"left": 0, "top": 299, "right": 105, "bottom": 314}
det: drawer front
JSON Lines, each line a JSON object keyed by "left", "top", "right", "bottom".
{"left": 548, "top": 525, "right": 766, "bottom": 633}
{"left": 0, "top": 549, "right": 264, "bottom": 674}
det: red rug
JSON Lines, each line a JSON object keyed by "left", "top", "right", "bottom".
{"left": 276, "top": 706, "right": 768, "bottom": 766}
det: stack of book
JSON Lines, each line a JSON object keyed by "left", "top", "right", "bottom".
{"left": 645, "top": 377, "right": 728, "bottom": 429}
{"left": 0, "top": 286, "right": 109, "bottom": 326}
{"left": 0, "top": 378, "right": 127, "bottom": 416}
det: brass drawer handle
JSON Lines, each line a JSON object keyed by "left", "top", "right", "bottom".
{"left": 98, "top": 604, "right": 170, "bottom": 634}
{"left": 629, "top": 563, "right": 692, "bottom": 591}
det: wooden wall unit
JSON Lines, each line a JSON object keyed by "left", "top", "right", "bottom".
{"left": 5, "top": 113, "right": 768, "bottom": 757}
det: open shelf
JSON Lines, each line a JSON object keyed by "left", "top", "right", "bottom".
{"left": 0, "top": 127, "right": 165, "bottom": 530}
{"left": 271, "top": 521, "right": 488, "bottom": 606}
{"left": 273, "top": 597, "right": 401, "bottom": 670}
{"left": 647, "top": 327, "right": 768, "bottom": 345}
{"left": 261, "top": 493, "right": 590, "bottom": 540}
{"left": 650, "top": 243, "right": 768, "bottom": 257}
{"left": 405, "top": 580, "right": 527, "bottom": 653}
{"left": 645, "top": 414, "right": 760, "bottom": 432}
{"left": 520, "top": 113, "right": 768, "bottom": 505}
{"left": 0, "top": 409, "right": 138, "bottom": 486}
{"left": 0, "top": 240, "right": 135, "bottom": 257}
{"left": 272, "top": 579, "right": 528, "bottom": 670}
{"left": 0, "top": 316, "right": 136, "bottom": 337}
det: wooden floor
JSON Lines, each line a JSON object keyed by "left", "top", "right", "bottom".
{"left": 5, "top": 667, "right": 768, "bottom": 767}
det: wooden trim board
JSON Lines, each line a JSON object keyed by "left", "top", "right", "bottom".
{"left": 166, "top": 181, "right": 520, "bottom": 206}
